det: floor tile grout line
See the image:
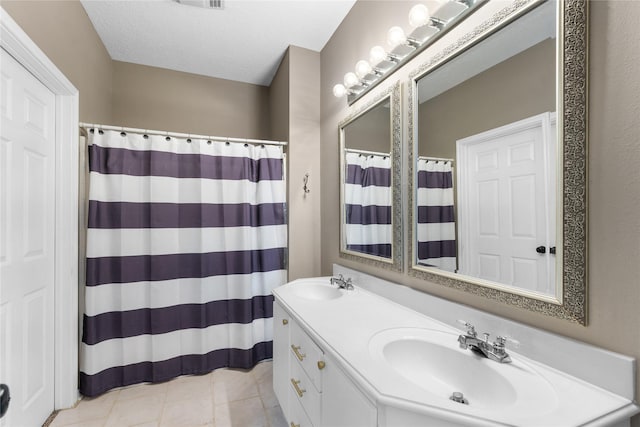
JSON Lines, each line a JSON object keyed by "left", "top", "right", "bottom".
{"left": 51, "top": 362, "right": 277, "bottom": 427}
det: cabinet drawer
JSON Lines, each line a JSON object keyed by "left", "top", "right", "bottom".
{"left": 288, "top": 383, "right": 314, "bottom": 427}
{"left": 290, "top": 320, "right": 324, "bottom": 392}
{"left": 290, "top": 356, "right": 321, "bottom": 427}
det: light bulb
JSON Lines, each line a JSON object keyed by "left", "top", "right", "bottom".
{"left": 369, "top": 46, "right": 387, "bottom": 65}
{"left": 333, "top": 84, "right": 347, "bottom": 98}
{"left": 355, "top": 60, "right": 373, "bottom": 79}
{"left": 409, "top": 4, "right": 430, "bottom": 28}
{"left": 387, "top": 26, "right": 407, "bottom": 48}
{"left": 343, "top": 72, "right": 359, "bottom": 88}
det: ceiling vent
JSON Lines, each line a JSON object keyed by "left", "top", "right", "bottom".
{"left": 175, "top": 0, "right": 224, "bottom": 10}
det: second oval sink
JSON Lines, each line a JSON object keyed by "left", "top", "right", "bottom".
{"left": 369, "top": 328, "right": 558, "bottom": 413}
{"left": 290, "top": 282, "right": 343, "bottom": 300}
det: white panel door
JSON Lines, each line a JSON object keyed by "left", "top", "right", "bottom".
{"left": 0, "top": 48, "right": 56, "bottom": 427}
{"left": 459, "top": 113, "right": 555, "bottom": 295}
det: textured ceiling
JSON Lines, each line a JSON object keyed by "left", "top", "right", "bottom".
{"left": 81, "top": 0, "right": 356, "bottom": 86}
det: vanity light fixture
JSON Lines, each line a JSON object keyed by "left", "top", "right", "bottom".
{"left": 355, "top": 60, "right": 373, "bottom": 79}
{"left": 408, "top": 4, "right": 431, "bottom": 28}
{"left": 333, "top": 0, "right": 486, "bottom": 104}
{"left": 369, "top": 46, "right": 386, "bottom": 63}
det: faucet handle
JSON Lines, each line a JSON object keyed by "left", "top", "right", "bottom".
{"left": 494, "top": 335, "right": 520, "bottom": 348}
{"left": 329, "top": 274, "right": 344, "bottom": 285}
{"left": 344, "top": 277, "right": 354, "bottom": 290}
{"left": 493, "top": 336, "right": 509, "bottom": 356}
{"left": 457, "top": 320, "right": 477, "bottom": 337}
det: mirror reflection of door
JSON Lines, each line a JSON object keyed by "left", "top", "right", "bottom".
{"left": 457, "top": 113, "right": 556, "bottom": 296}
{"left": 414, "top": 0, "right": 558, "bottom": 296}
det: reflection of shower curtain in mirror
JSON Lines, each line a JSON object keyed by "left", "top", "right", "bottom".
{"left": 417, "top": 159, "right": 456, "bottom": 271}
{"left": 79, "top": 129, "right": 287, "bottom": 397}
{"left": 344, "top": 152, "right": 392, "bottom": 258}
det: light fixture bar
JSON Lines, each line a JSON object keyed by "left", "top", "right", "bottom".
{"left": 174, "top": 0, "right": 224, "bottom": 10}
{"left": 334, "top": 0, "right": 487, "bottom": 105}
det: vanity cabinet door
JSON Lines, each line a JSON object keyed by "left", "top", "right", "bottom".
{"left": 321, "top": 355, "right": 377, "bottom": 427}
{"left": 273, "top": 301, "right": 290, "bottom": 421}
{"left": 290, "top": 318, "right": 325, "bottom": 392}
{"left": 289, "top": 385, "right": 314, "bottom": 427}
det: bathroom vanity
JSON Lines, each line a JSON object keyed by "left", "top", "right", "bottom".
{"left": 272, "top": 275, "right": 639, "bottom": 427}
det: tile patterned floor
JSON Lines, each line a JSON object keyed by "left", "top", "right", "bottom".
{"left": 49, "top": 361, "right": 287, "bottom": 427}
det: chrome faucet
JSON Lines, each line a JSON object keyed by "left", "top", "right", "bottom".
{"left": 457, "top": 322, "right": 512, "bottom": 363}
{"left": 329, "top": 274, "right": 354, "bottom": 290}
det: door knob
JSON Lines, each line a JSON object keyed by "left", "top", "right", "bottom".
{"left": 536, "top": 246, "right": 546, "bottom": 254}
{"left": 549, "top": 246, "right": 556, "bottom": 255}
{"left": 0, "top": 384, "right": 10, "bottom": 419}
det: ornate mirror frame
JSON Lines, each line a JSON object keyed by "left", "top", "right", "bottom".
{"left": 407, "top": 0, "right": 588, "bottom": 324}
{"left": 339, "top": 82, "right": 403, "bottom": 272}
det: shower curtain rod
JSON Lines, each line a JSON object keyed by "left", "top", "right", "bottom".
{"left": 79, "top": 122, "right": 288, "bottom": 147}
{"left": 419, "top": 155, "right": 454, "bottom": 163}
{"left": 345, "top": 148, "right": 390, "bottom": 157}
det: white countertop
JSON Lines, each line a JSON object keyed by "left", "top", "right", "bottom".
{"left": 273, "top": 277, "right": 639, "bottom": 426}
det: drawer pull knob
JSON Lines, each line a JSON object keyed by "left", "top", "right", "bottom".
{"left": 290, "top": 378, "right": 306, "bottom": 397}
{"left": 282, "top": 319, "right": 288, "bottom": 325}
{"left": 317, "top": 360, "right": 326, "bottom": 370}
{"left": 291, "top": 344, "right": 306, "bottom": 361}
{"left": 290, "top": 423, "right": 300, "bottom": 427}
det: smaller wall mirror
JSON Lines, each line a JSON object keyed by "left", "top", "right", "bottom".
{"left": 339, "top": 82, "right": 402, "bottom": 271}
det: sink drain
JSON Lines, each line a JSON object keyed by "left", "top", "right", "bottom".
{"left": 450, "top": 391, "right": 469, "bottom": 405}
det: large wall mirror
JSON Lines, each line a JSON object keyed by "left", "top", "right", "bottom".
{"left": 340, "top": 82, "right": 402, "bottom": 271}
{"left": 408, "top": 0, "right": 588, "bottom": 323}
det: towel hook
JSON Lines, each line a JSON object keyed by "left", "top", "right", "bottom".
{"left": 303, "top": 173, "right": 310, "bottom": 194}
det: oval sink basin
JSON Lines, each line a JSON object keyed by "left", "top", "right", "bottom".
{"left": 290, "top": 282, "right": 343, "bottom": 300}
{"left": 369, "top": 328, "right": 558, "bottom": 413}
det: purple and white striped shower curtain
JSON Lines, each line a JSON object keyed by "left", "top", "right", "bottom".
{"left": 417, "top": 158, "right": 456, "bottom": 272}
{"left": 344, "top": 152, "right": 392, "bottom": 258}
{"left": 79, "top": 129, "right": 287, "bottom": 397}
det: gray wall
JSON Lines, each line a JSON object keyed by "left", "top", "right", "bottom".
{"left": 343, "top": 103, "right": 391, "bottom": 153}
{"left": 2, "top": 0, "right": 113, "bottom": 123}
{"left": 269, "top": 51, "right": 290, "bottom": 143}
{"left": 320, "top": 3, "right": 640, "bottom": 424}
{"left": 112, "top": 61, "right": 271, "bottom": 139}
{"left": 419, "top": 39, "right": 556, "bottom": 159}
{"left": 3, "top": 1, "right": 272, "bottom": 140}
{"left": 287, "top": 47, "right": 322, "bottom": 280}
